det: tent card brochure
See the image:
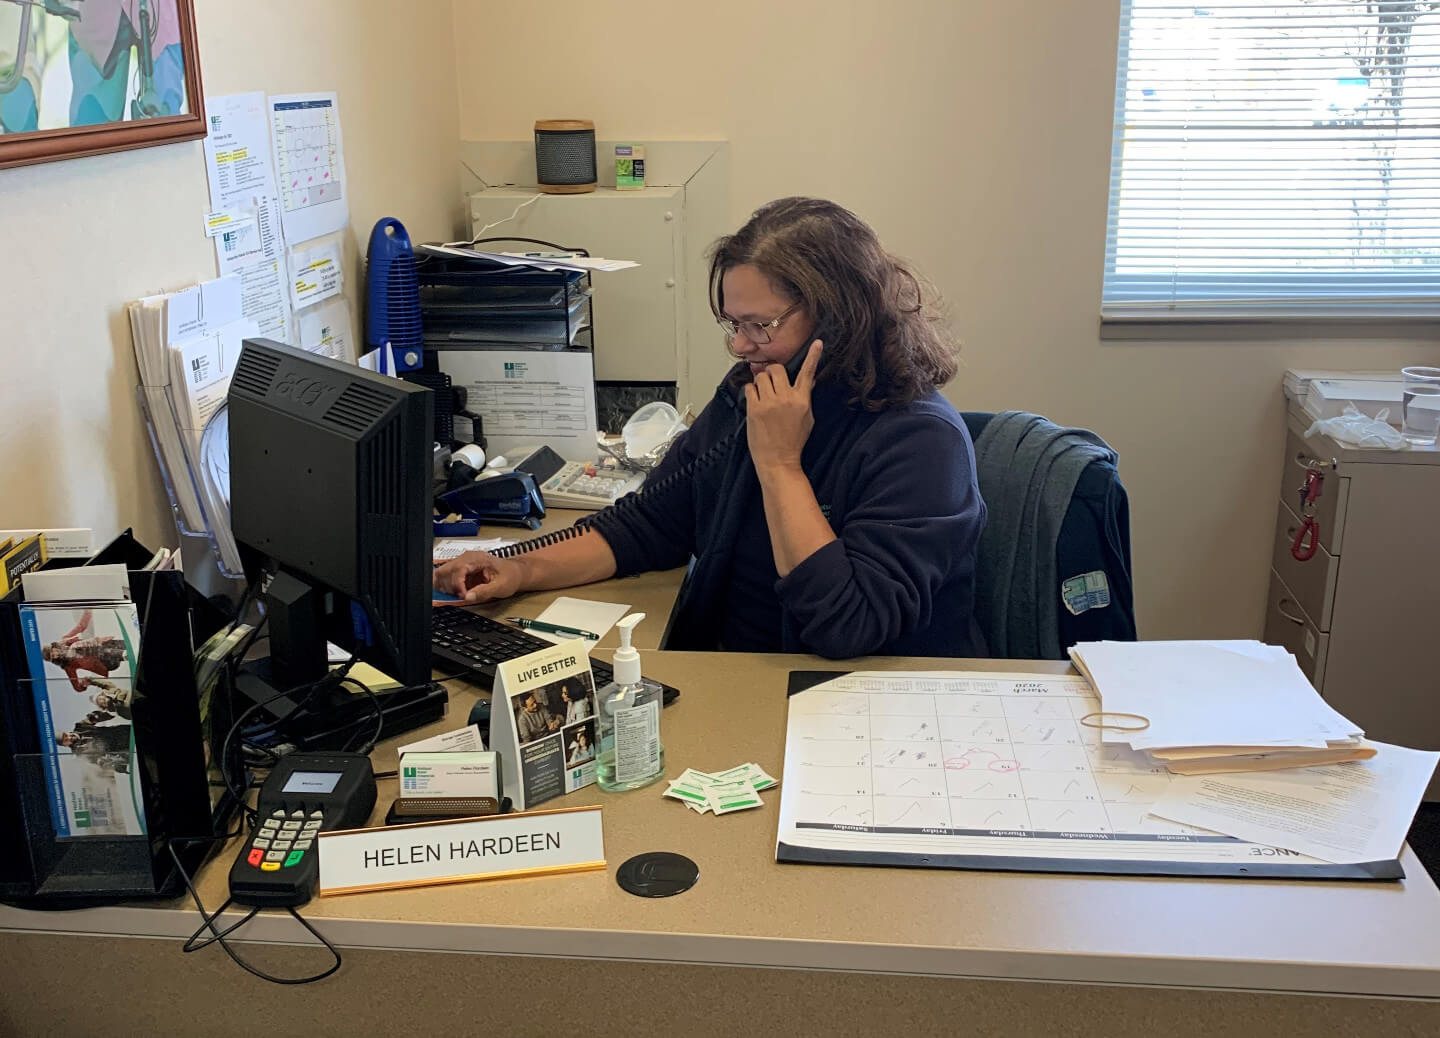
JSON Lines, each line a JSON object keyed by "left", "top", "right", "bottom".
{"left": 491, "top": 639, "right": 599, "bottom": 811}
{"left": 775, "top": 671, "right": 1401, "bottom": 880}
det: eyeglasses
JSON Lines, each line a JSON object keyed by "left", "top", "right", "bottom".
{"left": 716, "top": 303, "right": 801, "bottom": 345}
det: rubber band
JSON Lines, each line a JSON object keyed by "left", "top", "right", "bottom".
{"left": 1077, "top": 711, "right": 1150, "bottom": 732}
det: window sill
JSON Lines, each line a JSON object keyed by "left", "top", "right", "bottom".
{"left": 1099, "top": 316, "right": 1440, "bottom": 342}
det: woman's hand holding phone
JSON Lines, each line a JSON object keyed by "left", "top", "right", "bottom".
{"left": 745, "top": 339, "right": 823, "bottom": 476}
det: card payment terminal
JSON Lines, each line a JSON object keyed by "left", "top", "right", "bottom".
{"left": 228, "top": 752, "right": 377, "bottom": 907}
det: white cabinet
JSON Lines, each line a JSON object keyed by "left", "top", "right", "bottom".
{"left": 469, "top": 187, "right": 684, "bottom": 384}
{"left": 459, "top": 140, "right": 729, "bottom": 406}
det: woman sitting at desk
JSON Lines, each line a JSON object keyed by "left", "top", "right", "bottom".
{"left": 434, "top": 197, "right": 986, "bottom": 659}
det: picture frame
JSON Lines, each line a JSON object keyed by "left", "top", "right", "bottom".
{"left": 0, "top": 0, "right": 206, "bottom": 171}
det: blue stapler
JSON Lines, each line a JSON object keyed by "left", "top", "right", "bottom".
{"left": 438, "top": 471, "right": 546, "bottom": 530}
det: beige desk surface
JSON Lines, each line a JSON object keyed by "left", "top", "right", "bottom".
{"left": 4, "top": 653, "right": 1439, "bottom": 999}
{"left": 3, "top": 523, "right": 1440, "bottom": 1003}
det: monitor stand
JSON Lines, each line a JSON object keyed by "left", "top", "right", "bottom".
{"left": 231, "top": 572, "right": 447, "bottom": 752}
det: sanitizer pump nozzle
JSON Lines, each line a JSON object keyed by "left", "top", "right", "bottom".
{"left": 611, "top": 612, "right": 644, "bottom": 688}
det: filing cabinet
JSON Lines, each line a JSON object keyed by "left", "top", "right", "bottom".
{"left": 1263, "top": 405, "right": 1440, "bottom": 799}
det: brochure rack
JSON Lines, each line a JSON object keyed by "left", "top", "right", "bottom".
{"left": 0, "top": 533, "right": 236, "bottom": 909}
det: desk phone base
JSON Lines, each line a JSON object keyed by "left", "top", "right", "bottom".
{"left": 513, "top": 446, "right": 644, "bottom": 511}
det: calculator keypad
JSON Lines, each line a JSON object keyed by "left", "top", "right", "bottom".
{"left": 545, "top": 468, "right": 633, "bottom": 504}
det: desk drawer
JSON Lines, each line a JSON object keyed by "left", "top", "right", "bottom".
{"left": 1280, "top": 427, "right": 1349, "bottom": 555}
{"left": 1271, "top": 500, "right": 1338, "bottom": 631}
{"left": 1263, "top": 570, "right": 1329, "bottom": 688}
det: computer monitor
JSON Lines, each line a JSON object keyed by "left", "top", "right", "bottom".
{"left": 228, "top": 338, "right": 434, "bottom": 701}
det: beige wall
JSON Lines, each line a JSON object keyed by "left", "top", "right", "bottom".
{"left": 453, "top": 0, "right": 1440, "bottom": 639}
{"left": 0, "top": 0, "right": 463, "bottom": 552}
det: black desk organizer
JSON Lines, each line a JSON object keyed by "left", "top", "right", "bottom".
{"left": 0, "top": 531, "right": 237, "bottom": 909}
{"left": 415, "top": 237, "right": 596, "bottom": 352}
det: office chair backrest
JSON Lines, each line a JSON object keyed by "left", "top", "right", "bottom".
{"left": 963, "top": 412, "right": 1137, "bottom": 660}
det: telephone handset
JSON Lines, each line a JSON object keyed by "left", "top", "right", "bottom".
{"left": 781, "top": 322, "right": 833, "bottom": 383}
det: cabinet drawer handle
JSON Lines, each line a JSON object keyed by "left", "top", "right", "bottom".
{"left": 1275, "top": 598, "right": 1307, "bottom": 626}
{"left": 1293, "top": 452, "right": 1337, "bottom": 472}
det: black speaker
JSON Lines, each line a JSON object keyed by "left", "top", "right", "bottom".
{"left": 534, "top": 119, "right": 596, "bottom": 194}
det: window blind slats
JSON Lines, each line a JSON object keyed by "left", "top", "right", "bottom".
{"left": 1104, "top": 0, "right": 1440, "bottom": 319}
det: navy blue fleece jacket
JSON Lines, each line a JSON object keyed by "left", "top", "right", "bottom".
{"left": 587, "top": 366, "right": 987, "bottom": 659}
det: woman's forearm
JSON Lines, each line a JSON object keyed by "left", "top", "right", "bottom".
{"left": 756, "top": 464, "right": 837, "bottom": 577}
{"left": 512, "top": 529, "right": 619, "bottom": 591}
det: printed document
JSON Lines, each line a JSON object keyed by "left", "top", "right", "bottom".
{"left": 290, "top": 240, "right": 343, "bottom": 310}
{"left": 1150, "top": 742, "right": 1439, "bottom": 864}
{"left": 269, "top": 92, "right": 349, "bottom": 243}
{"left": 433, "top": 538, "right": 511, "bottom": 561}
{"left": 297, "top": 297, "right": 355, "bottom": 363}
{"left": 439, "top": 351, "right": 599, "bottom": 462}
{"left": 235, "top": 255, "right": 293, "bottom": 343}
{"left": 203, "top": 91, "right": 291, "bottom": 318}
{"left": 203, "top": 92, "right": 277, "bottom": 210}
{"left": 164, "top": 275, "right": 241, "bottom": 346}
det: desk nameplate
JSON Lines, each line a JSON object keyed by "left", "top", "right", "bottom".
{"left": 318, "top": 804, "right": 605, "bottom": 896}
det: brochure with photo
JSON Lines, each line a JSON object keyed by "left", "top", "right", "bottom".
{"left": 491, "top": 638, "right": 598, "bottom": 811}
{"left": 19, "top": 604, "right": 147, "bottom": 838}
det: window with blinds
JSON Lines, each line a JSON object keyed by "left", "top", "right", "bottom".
{"left": 1104, "top": 1, "right": 1440, "bottom": 321}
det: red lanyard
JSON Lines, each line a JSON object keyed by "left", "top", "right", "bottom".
{"left": 1291, "top": 469, "right": 1323, "bottom": 562}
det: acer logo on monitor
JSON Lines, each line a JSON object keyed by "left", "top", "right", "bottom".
{"left": 274, "top": 369, "right": 338, "bottom": 408}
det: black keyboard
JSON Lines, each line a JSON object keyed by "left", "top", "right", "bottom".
{"left": 431, "top": 609, "right": 679, "bottom": 705}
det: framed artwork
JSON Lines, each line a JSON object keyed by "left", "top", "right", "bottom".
{"left": 0, "top": 0, "right": 204, "bottom": 170}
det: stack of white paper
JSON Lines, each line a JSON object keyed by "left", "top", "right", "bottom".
{"left": 416, "top": 243, "right": 640, "bottom": 273}
{"left": 1069, "top": 640, "right": 1369, "bottom": 774}
{"left": 127, "top": 278, "right": 244, "bottom": 535}
{"left": 1302, "top": 379, "right": 1405, "bottom": 424}
{"left": 1282, "top": 367, "right": 1400, "bottom": 403}
{"left": 128, "top": 269, "right": 362, "bottom": 575}
{"left": 128, "top": 277, "right": 263, "bottom": 574}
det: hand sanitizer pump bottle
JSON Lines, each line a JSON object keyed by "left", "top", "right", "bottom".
{"left": 596, "top": 613, "right": 665, "bottom": 791}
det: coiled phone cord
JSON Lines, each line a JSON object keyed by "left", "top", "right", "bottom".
{"left": 490, "top": 419, "right": 746, "bottom": 560}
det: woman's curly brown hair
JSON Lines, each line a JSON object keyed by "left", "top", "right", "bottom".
{"left": 708, "top": 197, "right": 957, "bottom": 411}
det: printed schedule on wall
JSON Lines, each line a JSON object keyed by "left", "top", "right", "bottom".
{"left": 268, "top": 92, "right": 349, "bottom": 244}
{"left": 775, "top": 671, "right": 1399, "bottom": 880}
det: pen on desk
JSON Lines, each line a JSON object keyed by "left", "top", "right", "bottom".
{"left": 508, "top": 617, "right": 601, "bottom": 640}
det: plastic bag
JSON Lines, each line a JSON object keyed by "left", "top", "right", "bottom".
{"left": 1305, "top": 403, "right": 1408, "bottom": 450}
{"left": 622, "top": 401, "right": 687, "bottom": 457}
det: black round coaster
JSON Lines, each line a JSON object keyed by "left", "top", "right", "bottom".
{"left": 616, "top": 852, "right": 699, "bottom": 898}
